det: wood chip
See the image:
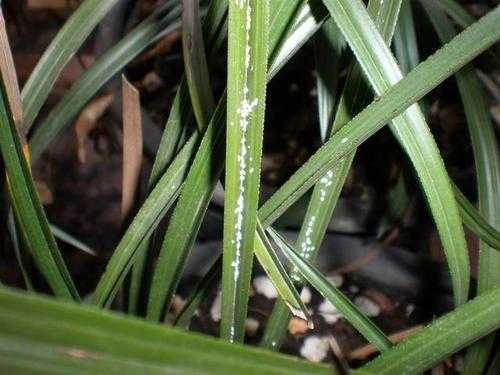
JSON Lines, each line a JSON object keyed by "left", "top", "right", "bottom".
{"left": 288, "top": 317, "right": 309, "bottom": 336}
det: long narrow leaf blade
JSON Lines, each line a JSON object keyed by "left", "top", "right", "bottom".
{"left": 0, "top": 287, "right": 331, "bottom": 375}
{"left": 146, "top": 100, "right": 226, "bottom": 320}
{"left": 356, "top": 286, "right": 500, "bottom": 375}
{"left": 456, "top": 185, "right": 500, "bottom": 250}
{"left": 0, "top": 81, "right": 78, "bottom": 301}
{"left": 393, "top": 0, "right": 419, "bottom": 75}
{"left": 49, "top": 224, "right": 96, "bottom": 256}
{"left": 421, "top": 2, "right": 500, "bottom": 371}
{"left": 182, "top": 0, "right": 215, "bottom": 131}
{"left": 0, "top": 8, "right": 22, "bottom": 127}
{"left": 258, "top": 7, "right": 500, "bottom": 240}
{"left": 254, "top": 222, "right": 309, "bottom": 321}
{"left": 91, "top": 134, "right": 199, "bottom": 307}
{"left": 21, "top": 0, "right": 121, "bottom": 130}
{"left": 221, "top": 0, "right": 269, "bottom": 342}
{"left": 146, "top": 0, "right": 326, "bottom": 322}
{"left": 268, "top": 228, "right": 392, "bottom": 352}
{"left": 128, "top": 0, "right": 229, "bottom": 314}
{"left": 29, "top": 3, "right": 181, "bottom": 161}
{"left": 314, "top": 19, "right": 343, "bottom": 142}
{"left": 268, "top": 0, "right": 328, "bottom": 78}
{"left": 311, "top": 0, "right": 472, "bottom": 305}
{"left": 262, "top": 0, "right": 401, "bottom": 350}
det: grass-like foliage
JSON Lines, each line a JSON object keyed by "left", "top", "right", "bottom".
{"left": 0, "top": 0, "right": 499, "bottom": 374}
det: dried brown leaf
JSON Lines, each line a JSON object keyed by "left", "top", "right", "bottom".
{"left": 0, "top": 9, "right": 22, "bottom": 130}
{"left": 121, "top": 76, "right": 142, "bottom": 220}
{"left": 347, "top": 325, "right": 422, "bottom": 361}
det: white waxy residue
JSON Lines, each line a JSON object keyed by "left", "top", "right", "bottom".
{"left": 292, "top": 215, "right": 317, "bottom": 282}
{"left": 300, "top": 215, "right": 316, "bottom": 257}
{"left": 319, "top": 169, "right": 333, "bottom": 202}
{"left": 229, "top": 0, "right": 257, "bottom": 343}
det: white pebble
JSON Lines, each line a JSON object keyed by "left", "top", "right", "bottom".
{"left": 300, "top": 286, "right": 312, "bottom": 304}
{"left": 327, "top": 274, "right": 344, "bottom": 288}
{"left": 322, "top": 313, "right": 342, "bottom": 324}
{"left": 405, "top": 304, "right": 415, "bottom": 317}
{"left": 300, "top": 336, "right": 330, "bottom": 362}
{"left": 354, "top": 296, "right": 381, "bottom": 317}
{"left": 318, "top": 299, "right": 338, "bottom": 314}
{"left": 349, "top": 285, "right": 359, "bottom": 294}
{"left": 210, "top": 292, "right": 221, "bottom": 322}
{"left": 245, "top": 318, "right": 260, "bottom": 336}
{"left": 318, "top": 299, "right": 343, "bottom": 324}
{"left": 289, "top": 83, "right": 299, "bottom": 92}
{"left": 253, "top": 276, "right": 278, "bottom": 299}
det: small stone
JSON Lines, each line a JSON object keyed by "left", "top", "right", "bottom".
{"left": 300, "top": 336, "right": 330, "bottom": 362}
{"left": 171, "top": 295, "right": 185, "bottom": 315}
{"left": 327, "top": 274, "right": 344, "bottom": 288}
{"left": 142, "top": 71, "right": 163, "bottom": 92}
{"left": 365, "top": 289, "right": 394, "bottom": 312}
{"left": 288, "top": 317, "right": 309, "bottom": 335}
{"left": 300, "top": 286, "right": 312, "bottom": 304}
{"left": 354, "top": 296, "right": 381, "bottom": 317}
{"left": 322, "top": 313, "right": 342, "bottom": 325}
{"left": 405, "top": 304, "right": 415, "bottom": 317}
{"left": 318, "top": 299, "right": 343, "bottom": 324}
{"left": 253, "top": 276, "right": 278, "bottom": 299}
{"left": 210, "top": 292, "right": 222, "bottom": 322}
{"left": 245, "top": 318, "right": 260, "bottom": 336}
{"left": 349, "top": 285, "right": 359, "bottom": 294}
{"left": 318, "top": 299, "right": 338, "bottom": 314}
